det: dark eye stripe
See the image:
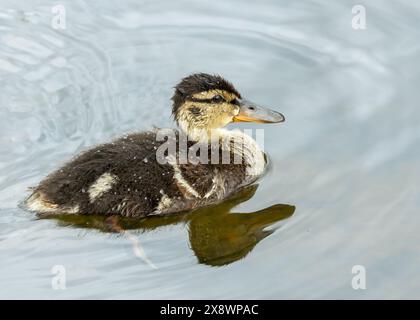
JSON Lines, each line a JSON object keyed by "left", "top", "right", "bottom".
{"left": 212, "top": 95, "right": 224, "bottom": 102}
{"left": 188, "top": 97, "right": 235, "bottom": 104}
{"left": 188, "top": 98, "right": 214, "bottom": 103}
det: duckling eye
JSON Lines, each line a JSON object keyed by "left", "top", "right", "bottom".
{"left": 212, "top": 95, "right": 224, "bottom": 103}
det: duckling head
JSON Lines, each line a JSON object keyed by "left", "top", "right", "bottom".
{"left": 172, "top": 73, "right": 285, "bottom": 141}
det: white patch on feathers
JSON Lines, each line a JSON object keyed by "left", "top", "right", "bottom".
{"left": 156, "top": 193, "right": 173, "bottom": 212}
{"left": 204, "top": 170, "right": 226, "bottom": 199}
{"left": 26, "top": 193, "right": 56, "bottom": 213}
{"left": 26, "top": 192, "right": 79, "bottom": 214}
{"left": 167, "top": 156, "right": 200, "bottom": 198}
{"left": 88, "top": 172, "right": 118, "bottom": 202}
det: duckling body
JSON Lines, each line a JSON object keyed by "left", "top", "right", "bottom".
{"left": 27, "top": 130, "right": 263, "bottom": 217}
{"left": 26, "top": 73, "right": 284, "bottom": 217}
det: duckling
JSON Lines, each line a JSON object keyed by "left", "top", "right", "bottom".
{"left": 25, "top": 73, "right": 284, "bottom": 217}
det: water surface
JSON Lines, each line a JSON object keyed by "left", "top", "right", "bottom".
{"left": 1, "top": 0, "right": 420, "bottom": 299}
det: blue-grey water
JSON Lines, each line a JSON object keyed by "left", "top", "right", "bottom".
{"left": 1, "top": 0, "right": 420, "bottom": 299}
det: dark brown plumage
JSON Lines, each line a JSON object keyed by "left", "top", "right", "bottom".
{"left": 27, "top": 131, "right": 247, "bottom": 217}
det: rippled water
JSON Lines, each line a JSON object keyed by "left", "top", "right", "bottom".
{"left": 1, "top": 0, "right": 420, "bottom": 299}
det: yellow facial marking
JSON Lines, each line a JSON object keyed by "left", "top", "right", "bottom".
{"left": 176, "top": 89, "right": 241, "bottom": 136}
{"left": 177, "top": 99, "right": 240, "bottom": 132}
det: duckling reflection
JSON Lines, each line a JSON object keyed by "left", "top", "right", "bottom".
{"left": 42, "top": 185, "right": 295, "bottom": 266}
{"left": 187, "top": 187, "right": 295, "bottom": 266}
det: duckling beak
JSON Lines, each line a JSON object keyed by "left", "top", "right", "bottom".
{"left": 233, "top": 99, "right": 285, "bottom": 123}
